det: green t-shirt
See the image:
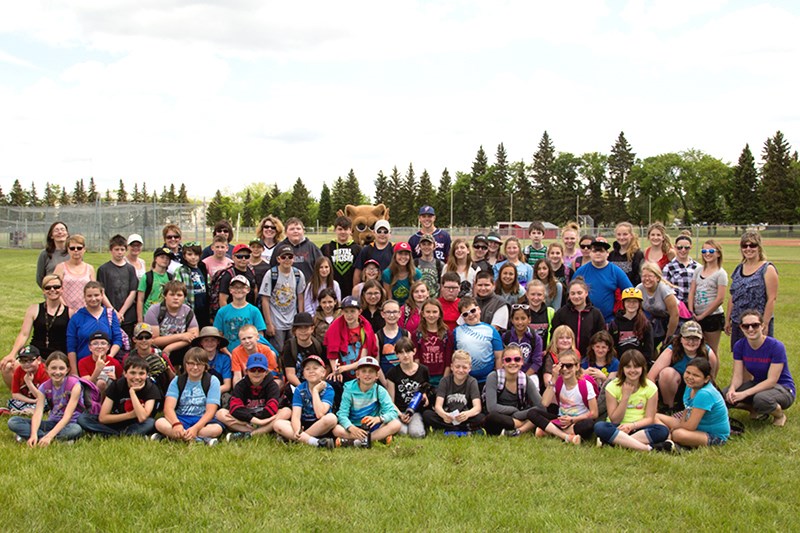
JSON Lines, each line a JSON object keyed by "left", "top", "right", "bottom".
{"left": 605, "top": 378, "right": 657, "bottom": 424}
{"left": 137, "top": 271, "right": 171, "bottom": 316}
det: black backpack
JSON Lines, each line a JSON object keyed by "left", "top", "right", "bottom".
{"left": 143, "top": 270, "right": 174, "bottom": 304}
{"left": 175, "top": 372, "right": 212, "bottom": 410}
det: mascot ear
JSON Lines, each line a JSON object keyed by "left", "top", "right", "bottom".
{"left": 336, "top": 208, "right": 345, "bottom": 217}
{"left": 373, "top": 203, "right": 389, "bottom": 221}
{"left": 344, "top": 205, "right": 356, "bottom": 218}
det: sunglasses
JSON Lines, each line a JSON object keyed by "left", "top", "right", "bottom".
{"left": 280, "top": 254, "right": 293, "bottom": 260}
{"left": 461, "top": 307, "right": 479, "bottom": 318}
{"left": 701, "top": 248, "right": 717, "bottom": 254}
{"left": 247, "top": 367, "right": 267, "bottom": 373}
{"left": 43, "top": 284, "right": 62, "bottom": 291}
{"left": 740, "top": 322, "right": 762, "bottom": 330}
{"left": 234, "top": 254, "right": 251, "bottom": 260}
{"left": 741, "top": 243, "right": 758, "bottom": 249}
{"left": 135, "top": 334, "right": 152, "bottom": 340}
{"left": 580, "top": 244, "right": 593, "bottom": 249}
{"left": 183, "top": 241, "right": 199, "bottom": 247}
{"left": 503, "top": 356, "right": 522, "bottom": 363}
{"left": 375, "top": 229, "right": 389, "bottom": 234}
{"left": 473, "top": 245, "right": 488, "bottom": 250}
{"left": 560, "top": 363, "right": 576, "bottom": 369}
{"left": 511, "top": 303, "right": 530, "bottom": 310}
{"left": 676, "top": 245, "right": 691, "bottom": 250}
{"left": 263, "top": 225, "right": 276, "bottom": 231}
{"left": 217, "top": 229, "right": 230, "bottom": 234}
{"left": 165, "top": 235, "right": 181, "bottom": 240}
{"left": 68, "top": 246, "right": 84, "bottom": 251}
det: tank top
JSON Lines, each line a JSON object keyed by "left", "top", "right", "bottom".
{"left": 126, "top": 256, "right": 146, "bottom": 279}
{"left": 31, "top": 302, "right": 70, "bottom": 356}
{"left": 730, "top": 262, "right": 775, "bottom": 325}
{"left": 62, "top": 262, "right": 91, "bottom": 310}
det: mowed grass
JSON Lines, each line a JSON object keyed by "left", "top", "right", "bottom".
{"left": 1, "top": 244, "right": 799, "bottom": 531}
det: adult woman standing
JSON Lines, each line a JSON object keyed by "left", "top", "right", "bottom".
{"left": 636, "top": 262, "right": 679, "bottom": 350}
{"left": 36, "top": 221, "right": 69, "bottom": 287}
{"left": 66, "top": 281, "right": 124, "bottom": 375}
{"left": 53, "top": 234, "right": 95, "bottom": 312}
{"left": 608, "top": 222, "right": 645, "bottom": 286}
{"left": 256, "top": 216, "right": 285, "bottom": 264}
{"left": 1, "top": 274, "right": 70, "bottom": 388}
{"left": 725, "top": 230, "right": 778, "bottom": 350}
{"left": 643, "top": 222, "right": 675, "bottom": 271}
{"left": 572, "top": 234, "right": 594, "bottom": 270}
{"left": 161, "top": 224, "right": 183, "bottom": 274}
{"left": 725, "top": 310, "right": 794, "bottom": 427}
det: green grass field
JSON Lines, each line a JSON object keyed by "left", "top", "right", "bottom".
{"left": 1, "top": 243, "right": 799, "bottom": 531}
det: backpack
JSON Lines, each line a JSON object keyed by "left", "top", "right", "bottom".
{"left": 106, "top": 307, "right": 131, "bottom": 352}
{"left": 482, "top": 368, "right": 528, "bottom": 410}
{"left": 554, "top": 375, "right": 599, "bottom": 410}
{"left": 143, "top": 270, "right": 173, "bottom": 304}
{"left": 268, "top": 266, "right": 302, "bottom": 295}
{"left": 175, "top": 372, "right": 212, "bottom": 410}
{"left": 157, "top": 304, "right": 195, "bottom": 332}
{"left": 78, "top": 377, "right": 103, "bottom": 415}
{"left": 209, "top": 266, "right": 255, "bottom": 319}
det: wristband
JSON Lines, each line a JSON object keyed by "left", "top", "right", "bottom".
{"left": 172, "top": 421, "right": 182, "bottom": 428}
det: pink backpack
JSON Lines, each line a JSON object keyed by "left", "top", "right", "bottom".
{"left": 554, "top": 375, "right": 599, "bottom": 410}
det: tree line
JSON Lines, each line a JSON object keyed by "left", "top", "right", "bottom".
{"left": 3, "top": 130, "right": 798, "bottom": 229}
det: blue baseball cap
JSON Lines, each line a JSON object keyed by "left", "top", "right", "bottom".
{"left": 246, "top": 353, "right": 269, "bottom": 371}
{"left": 419, "top": 205, "right": 435, "bottom": 216}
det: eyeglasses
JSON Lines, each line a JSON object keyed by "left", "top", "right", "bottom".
{"left": 442, "top": 285, "right": 460, "bottom": 291}
{"left": 740, "top": 322, "right": 762, "bottom": 330}
{"left": 503, "top": 356, "right": 522, "bottom": 363}
{"left": 234, "top": 254, "right": 251, "bottom": 260}
{"left": 375, "top": 229, "right": 389, "bottom": 234}
{"left": 461, "top": 307, "right": 479, "bottom": 318}
{"left": 511, "top": 303, "right": 530, "bottom": 310}
{"left": 560, "top": 363, "right": 576, "bottom": 369}
{"left": 165, "top": 235, "right": 180, "bottom": 240}
{"left": 185, "top": 361, "right": 204, "bottom": 368}
{"left": 263, "top": 225, "right": 276, "bottom": 231}
{"left": 90, "top": 341, "right": 109, "bottom": 347}
{"left": 280, "top": 254, "right": 293, "bottom": 260}
{"left": 741, "top": 243, "right": 758, "bottom": 249}
{"left": 676, "top": 245, "right": 691, "bottom": 250}
{"left": 43, "top": 284, "right": 62, "bottom": 291}
{"left": 68, "top": 246, "right": 84, "bottom": 251}
{"left": 701, "top": 248, "right": 717, "bottom": 254}
{"left": 473, "top": 245, "right": 488, "bottom": 250}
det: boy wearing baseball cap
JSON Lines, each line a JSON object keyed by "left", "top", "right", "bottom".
{"left": 333, "top": 356, "right": 401, "bottom": 448}
{"left": 78, "top": 331, "right": 124, "bottom": 395}
{"left": 2, "top": 346, "right": 48, "bottom": 416}
{"left": 259, "top": 245, "right": 306, "bottom": 353}
{"left": 219, "top": 353, "right": 282, "bottom": 441}
{"left": 213, "top": 275, "right": 268, "bottom": 351}
{"left": 324, "top": 296, "right": 377, "bottom": 382}
{"left": 273, "top": 355, "right": 337, "bottom": 448}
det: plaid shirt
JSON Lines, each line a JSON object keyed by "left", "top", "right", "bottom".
{"left": 662, "top": 258, "right": 699, "bottom": 304}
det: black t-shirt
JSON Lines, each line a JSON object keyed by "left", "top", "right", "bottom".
{"left": 105, "top": 376, "right": 162, "bottom": 415}
{"left": 355, "top": 243, "right": 394, "bottom": 272}
{"left": 321, "top": 241, "right": 362, "bottom": 298}
{"left": 436, "top": 374, "right": 480, "bottom": 413}
{"left": 281, "top": 337, "right": 326, "bottom": 382}
{"left": 386, "top": 363, "right": 430, "bottom": 411}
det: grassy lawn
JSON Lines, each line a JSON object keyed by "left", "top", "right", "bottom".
{"left": 1, "top": 244, "right": 799, "bottom": 531}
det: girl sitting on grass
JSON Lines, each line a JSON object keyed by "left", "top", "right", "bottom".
{"left": 594, "top": 349, "right": 671, "bottom": 452}
{"left": 483, "top": 346, "right": 542, "bottom": 436}
{"left": 656, "top": 357, "right": 730, "bottom": 448}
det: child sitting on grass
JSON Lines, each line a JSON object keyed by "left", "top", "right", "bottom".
{"left": 386, "top": 337, "right": 430, "bottom": 439}
{"left": 77, "top": 331, "right": 123, "bottom": 396}
{"left": 127, "top": 323, "right": 175, "bottom": 398}
{"left": 333, "top": 356, "right": 401, "bottom": 447}
{"left": 218, "top": 353, "right": 282, "bottom": 441}
{"left": 422, "top": 350, "right": 485, "bottom": 435}
{"left": 3, "top": 346, "right": 49, "bottom": 416}
{"left": 77, "top": 355, "right": 161, "bottom": 436}
{"left": 8, "top": 352, "right": 84, "bottom": 446}
{"left": 273, "top": 355, "right": 338, "bottom": 448}
{"left": 153, "top": 347, "right": 223, "bottom": 446}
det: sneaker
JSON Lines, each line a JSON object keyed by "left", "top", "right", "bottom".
{"left": 15, "top": 435, "right": 24, "bottom": 443}
{"left": 205, "top": 437, "right": 219, "bottom": 447}
{"left": 317, "top": 438, "right": 336, "bottom": 449}
{"left": 225, "top": 432, "right": 251, "bottom": 442}
{"left": 150, "top": 433, "right": 165, "bottom": 442}
{"left": 501, "top": 429, "right": 520, "bottom": 437}
{"left": 336, "top": 438, "right": 355, "bottom": 448}
{"left": 61, "top": 439, "right": 77, "bottom": 445}
{"left": 596, "top": 437, "right": 603, "bottom": 448}
{"left": 443, "top": 430, "right": 470, "bottom": 437}
{"left": 652, "top": 440, "right": 675, "bottom": 453}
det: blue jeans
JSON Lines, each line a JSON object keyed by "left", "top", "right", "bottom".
{"left": 77, "top": 412, "right": 155, "bottom": 436}
{"left": 594, "top": 421, "right": 669, "bottom": 445}
{"left": 8, "top": 416, "right": 83, "bottom": 440}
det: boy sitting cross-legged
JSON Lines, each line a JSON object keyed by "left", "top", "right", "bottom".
{"left": 219, "top": 353, "right": 283, "bottom": 441}
{"left": 422, "top": 349, "right": 486, "bottom": 435}
{"left": 333, "top": 356, "right": 401, "bottom": 448}
{"left": 273, "top": 355, "right": 338, "bottom": 448}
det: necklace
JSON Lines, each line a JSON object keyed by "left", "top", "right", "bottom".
{"left": 44, "top": 303, "right": 63, "bottom": 348}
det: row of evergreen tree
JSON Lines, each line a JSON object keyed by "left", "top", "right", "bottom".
{"left": 0, "top": 178, "right": 190, "bottom": 207}
{"left": 3, "top": 130, "right": 798, "bottom": 229}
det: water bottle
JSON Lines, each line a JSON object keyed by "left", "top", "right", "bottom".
{"left": 404, "top": 391, "right": 424, "bottom": 417}
{"left": 443, "top": 430, "right": 470, "bottom": 437}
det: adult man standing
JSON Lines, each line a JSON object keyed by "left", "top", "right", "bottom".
{"left": 409, "top": 206, "right": 451, "bottom": 262}
{"left": 269, "top": 217, "right": 323, "bottom": 283}
{"left": 573, "top": 237, "right": 632, "bottom": 323}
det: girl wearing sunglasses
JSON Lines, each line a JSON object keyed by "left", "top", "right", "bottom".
{"left": 53, "top": 234, "right": 96, "bottom": 312}
{"left": 688, "top": 239, "right": 727, "bottom": 355}
{"left": 528, "top": 350, "right": 598, "bottom": 444}
{"left": 483, "top": 346, "right": 542, "bottom": 436}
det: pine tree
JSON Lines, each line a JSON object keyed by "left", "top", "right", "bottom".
{"left": 761, "top": 131, "right": 798, "bottom": 225}
{"left": 87, "top": 177, "right": 98, "bottom": 203}
{"left": 260, "top": 186, "right": 275, "bottom": 219}
{"left": 492, "top": 143, "right": 511, "bottom": 222}
{"left": 578, "top": 152, "right": 608, "bottom": 226}
{"left": 167, "top": 184, "right": 177, "bottom": 203}
{"left": 373, "top": 170, "right": 389, "bottom": 205}
{"left": 434, "top": 168, "right": 452, "bottom": 225}
{"left": 344, "top": 169, "right": 364, "bottom": 205}
{"left": 141, "top": 183, "right": 149, "bottom": 203}
{"left": 28, "top": 181, "right": 39, "bottom": 207}
{"left": 104, "top": 189, "right": 113, "bottom": 202}
{"left": 530, "top": 132, "right": 557, "bottom": 221}
{"left": 59, "top": 186, "right": 71, "bottom": 206}
{"left": 400, "top": 163, "right": 417, "bottom": 226}
{"left": 318, "top": 183, "right": 332, "bottom": 227}
{"left": 177, "top": 184, "right": 189, "bottom": 203}
{"left": 131, "top": 183, "right": 140, "bottom": 203}
{"left": 0, "top": 186, "right": 6, "bottom": 206}
{"left": 10, "top": 179, "right": 26, "bottom": 206}
{"left": 160, "top": 187, "right": 169, "bottom": 203}
{"left": 117, "top": 179, "right": 128, "bottom": 203}
{"left": 386, "top": 166, "right": 402, "bottom": 217}
{"left": 606, "top": 131, "right": 635, "bottom": 223}
{"left": 471, "top": 147, "right": 490, "bottom": 226}
{"left": 242, "top": 189, "right": 255, "bottom": 227}
{"left": 416, "top": 169, "right": 435, "bottom": 210}
{"left": 510, "top": 160, "right": 533, "bottom": 222}
{"left": 207, "top": 190, "right": 227, "bottom": 226}
{"left": 451, "top": 172, "right": 473, "bottom": 227}
{"left": 551, "top": 152, "right": 583, "bottom": 225}
{"left": 43, "top": 182, "right": 58, "bottom": 207}
{"left": 331, "top": 177, "right": 347, "bottom": 213}
{"left": 286, "top": 178, "right": 312, "bottom": 226}
{"left": 151, "top": 192, "right": 158, "bottom": 203}
{"left": 72, "top": 179, "right": 87, "bottom": 204}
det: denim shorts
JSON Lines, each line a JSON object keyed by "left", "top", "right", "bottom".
{"left": 707, "top": 434, "right": 727, "bottom": 446}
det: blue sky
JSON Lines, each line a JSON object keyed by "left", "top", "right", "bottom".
{"left": 1, "top": 1, "right": 798, "bottom": 201}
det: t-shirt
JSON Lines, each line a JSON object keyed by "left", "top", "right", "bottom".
{"left": 77, "top": 356, "right": 124, "bottom": 383}
{"left": 166, "top": 374, "right": 222, "bottom": 417}
{"left": 104, "top": 376, "right": 162, "bottom": 416}
{"left": 144, "top": 303, "right": 199, "bottom": 335}
{"left": 138, "top": 271, "right": 171, "bottom": 316}
{"left": 604, "top": 379, "right": 658, "bottom": 424}
{"left": 637, "top": 281, "right": 676, "bottom": 338}
{"left": 438, "top": 297, "right": 460, "bottom": 332}
{"left": 581, "top": 358, "right": 620, "bottom": 377}
{"left": 259, "top": 267, "right": 306, "bottom": 330}
{"left": 733, "top": 337, "right": 796, "bottom": 395}
{"left": 436, "top": 374, "right": 480, "bottom": 413}
{"left": 292, "top": 380, "right": 335, "bottom": 424}
{"left": 381, "top": 267, "right": 422, "bottom": 306}
{"left": 230, "top": 343, "right": 281, "bottom": 380}
{"left": 416, "top": 257, "right": 442, "bottom": 298}
{"left": 692, "top": 268, "right": 728, "bottom": 316}
{"left": 281, "top": 338, "right": 325, "bottom": 382}
{"left": 523, "top": 244, "right": 548, "bottom": 266}
{"left": 218, "top": 267, "right": 258, "bottom": 306}
{"left": 492, "top": 260, "right": 534, "bottom": 288}
{"left": 203, "top": 255, "right": 234, "bottom": 279}
{"left": 355, "top": 243, "right": 394, "bottom": 272}
{"left": 39, "top": 376, "right": 83, "bottom": 423}
{"left": 187, "top": 265, "right": 209, "bottom": 310}
{"left": 414, "top": 330, "right": 453, "bottom": 379}
{"left": 97, "top": 261, "right": 139, "bottom": 325}
{"left": 11, "top": 364, "right": 49, "bottom": 397}
{"left": 377, "top": 328, "right": 407, "bottom": 375}
{"left": 208, "top": 352, "right": 233, "bottom": 381}
{"left": 453, "top": 322, "right": 504, "bottom": 383}
{"left": 573, "top": 262, "right": 632, "bottom": 322}
{"left": 321, "top": 240, "right": 361, "bottom": 299}
{"left": 386, "top": 363, "right": 430, "bottom": 411}
{"left": 558, "top": 379, "right": 596, "bottom": 418}
{"left": 683, "top": 382, "right": 730, "bottom": 441}
{"left": 213, "top": 303, "right": 267, "bottom": 350}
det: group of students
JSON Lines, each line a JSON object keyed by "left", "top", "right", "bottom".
{"left": 2, "top": 211, "right": 794, "bottom": 451}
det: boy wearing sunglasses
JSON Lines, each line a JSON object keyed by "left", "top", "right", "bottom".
{"left": 217, "top": 353, "right": 282, "bottom": 440}
{"left": 453, "top": 297, "right": 504, "bottom": 389}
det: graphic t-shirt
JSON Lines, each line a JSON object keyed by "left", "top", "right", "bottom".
{"left": 166, "top": 374, "right": 222, "bottom": 417}
{"left": 386, "top": 363, "right": 430, "bottom": 411}
{"left": 104, "top": 376, "right": 162, "bottom": 416}
{"left": 292, "top": 380, "right": 335, "bottom": 424}
{"left": 436, "top": 374, "right": 480, "bottom": 413}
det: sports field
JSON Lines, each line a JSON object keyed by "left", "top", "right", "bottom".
{"left": 0, "top": 241, "right": 798, "bottom": 531}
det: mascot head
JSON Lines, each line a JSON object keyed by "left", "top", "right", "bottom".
{"left": 337, "top": 203, "right": 390, "bottom": 246}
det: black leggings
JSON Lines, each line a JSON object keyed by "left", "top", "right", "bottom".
{"left": 422, "top": 410, "right": 485, "bottom": 432}
{"left": 483, "top": 412, "right": 517, "bottom": 435}
{"left": 527, "top": 409, "right": 594, "bottom": 441}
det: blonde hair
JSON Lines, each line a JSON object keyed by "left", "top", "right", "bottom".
{"left": 641, "top": 261, "right": 674, "bottom": 288}
{"left": 238, "top": 324, "right": 259, "bottom": 338}
{"left": 615, "top": 222, "right": 640, "bottom": 261}
{"left": 183, "top": 347, "right": 209, "bottom": 368}
{"left": 451, "top": 350, "right": 472, "bottom": 365}
{"left": 548, "top": 325, "right": 578, "bottom": 355}
{"left": 41, "top": 274, "right": 62, "bottom": 289}
{"left": 647, "top": 222, "right": 673, "bottom": 256}
{"left": 558, "top": 349, "right": 583, "bottom": 379}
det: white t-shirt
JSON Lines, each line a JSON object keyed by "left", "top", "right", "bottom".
{"left": 558, "top": 380, "right": 596, "bottom": 417}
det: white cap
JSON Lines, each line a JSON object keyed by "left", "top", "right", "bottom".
{"left": 127, "top": 233, "right": 144, "bottom": 245}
